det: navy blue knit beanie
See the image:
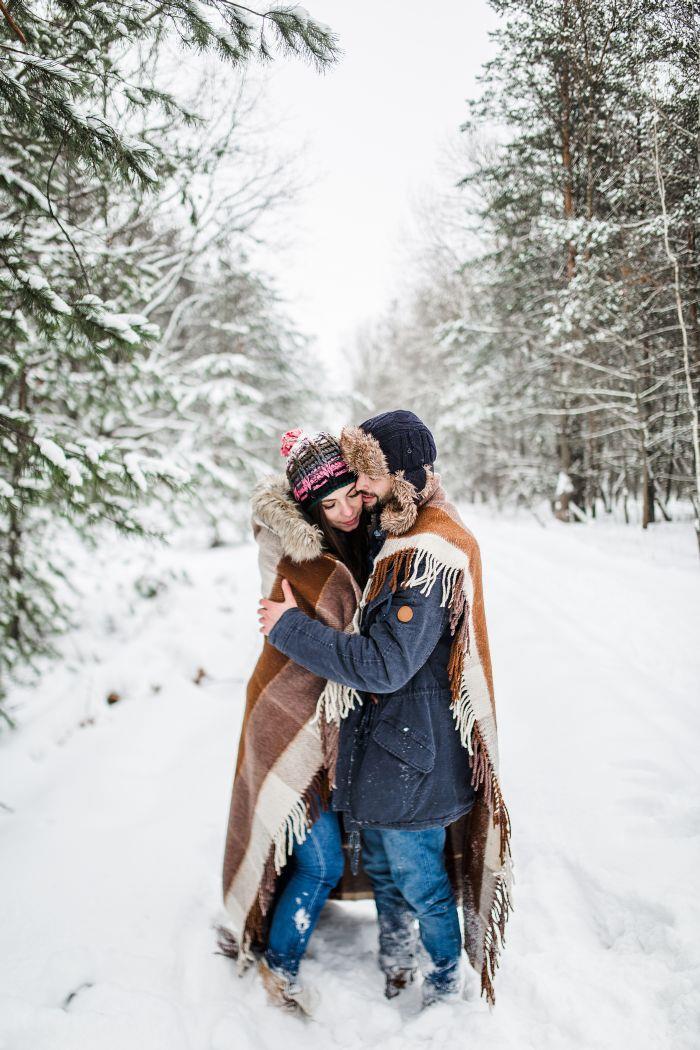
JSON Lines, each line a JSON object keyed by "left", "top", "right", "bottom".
{"left": 359, "top": 410, "right": 437, "bottom": 492}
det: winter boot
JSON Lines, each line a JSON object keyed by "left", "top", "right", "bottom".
{"left": 377, "top": 906, "right": 419, "bottom": 997}
{"left": 421, "top": 962, "right": 464, "bottom": 1009}
{"left": 257, "top": 957, "right": 318, "bottom": 1017}
{"left": 384, "top": 966, "right": 418, "bottom": 1000}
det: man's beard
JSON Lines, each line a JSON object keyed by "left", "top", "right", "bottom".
{"left": 359, "top": 491, "right": 385, "bottom": 508}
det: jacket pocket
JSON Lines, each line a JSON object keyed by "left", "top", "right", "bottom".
{"left": 370, "top": 717, "right": 436, "bottom": 774}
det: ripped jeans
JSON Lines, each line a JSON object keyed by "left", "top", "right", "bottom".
{"left": 265, "top": 806, "right": 345, "bottom": 978}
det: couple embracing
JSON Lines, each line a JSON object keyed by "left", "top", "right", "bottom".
{"left": 220, "top": 410, "right": 513, "bottom": 1016}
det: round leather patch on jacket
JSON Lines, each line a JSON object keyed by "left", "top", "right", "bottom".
{"left": 396, "top": 605, "right": 413, "bottom": 623}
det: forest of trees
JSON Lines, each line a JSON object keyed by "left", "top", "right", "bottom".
{"left": 1, "top": 0, "right": 698, "bottom": 722}
{"left": 353, "top": 0, "right": 700, "bottom": 546}
{"left": 0, "top": 0, "right": 335, "bottom": 717}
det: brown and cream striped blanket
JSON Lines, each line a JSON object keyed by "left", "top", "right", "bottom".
{"left": 221, "top": 475, "right": 362, "bottom": 962}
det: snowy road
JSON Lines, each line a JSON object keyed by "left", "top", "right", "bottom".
{"left": 1, "top": 511, "right": 699, "bottom": 1050}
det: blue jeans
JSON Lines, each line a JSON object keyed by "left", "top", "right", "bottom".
{"left": 265, "top": 807, "right": 344, "bottom": 978}
{"left": 362, "top": 826, "right": 462, "bottom": 994}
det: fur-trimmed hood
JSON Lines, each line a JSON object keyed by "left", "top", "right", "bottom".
{"left": 250, "top": 473, "right": 324, "bottom": 564}
{"left": 340, "top": 425, "right": 438, "bottom": 536}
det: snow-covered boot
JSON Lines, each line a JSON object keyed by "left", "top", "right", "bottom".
{"left": 258, "top": 957, "right": 318, "bottom": 1017}
{"left": 377, "top": 906, "right": 419, "bottom": 998}
{"left": 384, "top": 966, "right": 417, "bottom": 1000}
{"left": 421, "top": 962, "right": 464, "bottom": 1009}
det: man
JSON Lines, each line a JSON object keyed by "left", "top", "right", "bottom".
{"left": 258, "top": 410, "right": 512, "bottom": 1007}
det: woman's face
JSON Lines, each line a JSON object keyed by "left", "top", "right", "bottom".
{"left": 319, "top": 482, "right": 363, "bottom": 532}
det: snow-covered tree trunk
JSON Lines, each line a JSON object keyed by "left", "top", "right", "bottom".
{"left": 652, "top": 107, "right": 700, "bottom": 556}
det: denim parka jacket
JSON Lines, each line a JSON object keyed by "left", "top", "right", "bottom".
{"left": 268, "top": 562, "right": 476, "bottom": 831}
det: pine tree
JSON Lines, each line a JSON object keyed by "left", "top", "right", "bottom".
{"left": 353, "top": 0, "right": 699, "bottom": 534}
{"left": 159, "top": 256, "right": 319, "bottom": 543}
{"left": 0, "top": 1, "right": 339, "bottom": 719}
{"left": 452, "top": 0, "right": 700, "bottom": 526}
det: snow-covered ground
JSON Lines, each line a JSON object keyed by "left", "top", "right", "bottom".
{"left": 1, "top": 509, "right": 699, "bottom": 1050}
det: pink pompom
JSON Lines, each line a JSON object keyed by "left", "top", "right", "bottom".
{"left": 280, "top": 428, "right": 303, "bottom": 458}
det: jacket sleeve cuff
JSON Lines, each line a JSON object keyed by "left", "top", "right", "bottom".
{"left": 268, "top": 607, "right": 308, "bottom": 651}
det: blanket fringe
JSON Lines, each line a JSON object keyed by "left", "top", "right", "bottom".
{"left": 481, "top": 860, "right": 514, "bottom": 1006}
{"left": 313, "top": 677, "right": 362, "bottom": 725}
{"left": 364, "top": 547, "right": 414, "bottom": 603}
{"left": 365, "top": 546, "right": 468, "bottom": 616}
{"left": 448, "top": 638, "right": 511, "bottom": 866}
{"left": 273, "top": 795, "right": 309, "bottom": 874}
{"left": 404, "top": 548, "right": 451, "bottom": 596}
{"left": 215, "top": 924, "right": 256, "bottom": 976}
{"left": 252, "top": 766, "right": 331, "bottom": 937}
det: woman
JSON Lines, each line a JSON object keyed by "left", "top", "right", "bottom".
{"left": 220, "top": 429, "right": 369, "bottom": 1015}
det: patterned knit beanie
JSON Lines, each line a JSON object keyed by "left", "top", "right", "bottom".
{"left": 357, "top": 410, "right": 436, "bottom": 492}
{"left": 281, "top": 429, "right": 357, "bottom": 509}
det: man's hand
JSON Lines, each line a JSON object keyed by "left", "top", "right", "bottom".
{"left": 258, "top": 578, "right": 298, "bottom": 636}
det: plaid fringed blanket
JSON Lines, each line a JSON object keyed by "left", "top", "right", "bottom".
{"left": 221, "top": 475, "right": 362, "bottom": 961}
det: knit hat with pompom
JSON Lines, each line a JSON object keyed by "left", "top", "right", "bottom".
{"left": 280, "top": 429, "right": 357, "bottom": 509}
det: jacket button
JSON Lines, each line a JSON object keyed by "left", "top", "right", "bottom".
{"left": 396, "top": 605, "right": 413, "bottom": 622}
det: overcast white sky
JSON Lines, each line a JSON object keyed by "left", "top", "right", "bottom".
{"left": 252, "top": 0, "right": 498, "bottom": 384}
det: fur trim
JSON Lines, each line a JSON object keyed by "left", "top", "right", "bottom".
{"left": 340, "top": 426, "right": 439, "bottom": 536}
{"left": 379, "top": 468, "right": 440, "bottom": 536}
{"left": 251, "top": 474, "right": 324, "bottom": 563}
{"left": 340, "top": 425, "right": 389, "bottom": 478}
{"left": 379, "top": 471, "right": 420, "bottom": 534}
